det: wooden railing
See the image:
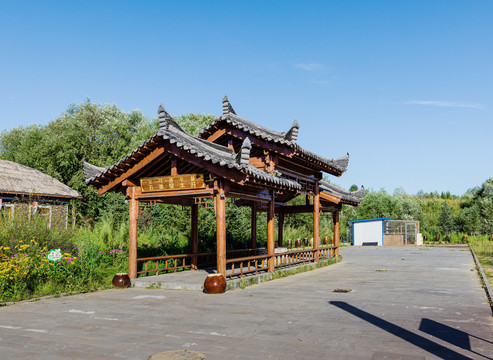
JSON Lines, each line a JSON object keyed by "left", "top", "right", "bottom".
{"left": 225, "top": 246, "right": 338, "bottom": 279}
{"left": 226, "top": 254, "right": 271, "bottom": 278}
{"left": 136, "top": 246, "right": 338, "bottom": 277}
{"left": 137, "top": 248, "right": 258, "bottom": 276}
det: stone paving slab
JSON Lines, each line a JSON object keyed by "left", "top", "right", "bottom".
{"left": 1, "top": 246, "right": 492, "bottom": 359}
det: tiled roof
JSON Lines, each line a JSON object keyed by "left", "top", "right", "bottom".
{"left": 198, "top": 96, "right": 349, "bottom": 174}
{"left": 85, "top": 105, "right": 301, "bottom": 191}
{"left": 319, "top": 180, "right": 364, "bottom": 205}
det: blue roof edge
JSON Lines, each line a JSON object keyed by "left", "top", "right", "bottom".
{"left": 348, "top": 217, "right": 390, "bottom": 224}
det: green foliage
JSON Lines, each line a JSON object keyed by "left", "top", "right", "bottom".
{"left": 438, "top": 202, "right": 455, "bottom": 233}
{"left": 340, "top": 179, "right": 493, "bottom": 239}
{"left": 349, "top": 184, "right": 359, "bottom": 192}
{"left": 174, "top": 113, "right": 216, "bottom": 136}
{"left": 0, "top": 100, "right": 158, "bottom": 222}
{"left": 0, "top": 210, "right": 74, "bottom": 250}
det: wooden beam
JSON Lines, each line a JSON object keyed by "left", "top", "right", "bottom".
{"left": 171, "top": 157, "right": 178, "bottom": 176}
{"left": 191, "top": 204, "right": 198, "bottom": 270}
{"left": 204, "top": 128, "right": 226, "bottom": 142}
{"left": 251, "top": 202, "right": 257, "bottom": 249}
{"left": 320, "top": 205, "right": 340, "bottom": 212}
{"left": 215, "top": 180, "right": 227, "bottom": 276}
{"left": 320, "top": 190, "right": 342, "bottom": 204}
{"left": 227, "top": 189, "right": 272, "bottom": 202}
{"left": 98, "top": 147, "right": 166, "bottom": 195}
{"left": 313, "top": 181, "right": 320, "bottom": 262}
{"left": 122, "top": 179, "right": 139, "bottom": 187}
{"left": 276, "top": 165, "right": 318, "bottom": 183}
{"left": 127, "top": 186, "right": 138, "bottom": 280}
{"left": 227, "top": 139, "right": 234, "bottom": 152}
{"left": 134, "top": 186, "right": 214, "bottom": 199}
{"left": 277, "top": 156, "right": 320, "bottom": 177}
{"left": 249, "top": 156, "right": 266, "bottom": 170}
{"left": 277, "top": 205, "right": 313, "bottom": 214}
{"left": 267, "top": 190, "right": 275, "bottom": 272}
{"left": 333, "top": 210, "right": 340, "bottom": 257}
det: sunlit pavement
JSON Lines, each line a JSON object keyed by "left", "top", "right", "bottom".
{"left": 1, "top": 246, "right": 492, "bottom": 359}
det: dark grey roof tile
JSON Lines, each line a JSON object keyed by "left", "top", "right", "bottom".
{"left": 319, "top": 180, "right": 364, "bottom": 204}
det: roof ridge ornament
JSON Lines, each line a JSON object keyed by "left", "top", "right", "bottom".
{"left": 284, "top": 119, "right": 300, "bottom": 142}
{"left": 236, "top": 137, "right": 251, "bottom": 166}
{"left": 158, "top": 104, "right": 184, "bottom": 132}
{"left": 222, "top": 96, "right": 237, "bottom": 115}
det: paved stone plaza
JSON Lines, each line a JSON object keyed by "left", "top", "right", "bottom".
{"left": 1, "top": 246, "right": 492, "bottom": 359}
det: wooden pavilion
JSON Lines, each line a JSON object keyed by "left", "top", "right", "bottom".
{"left": 84, "top": 97, "right": 363, "bottom": 280}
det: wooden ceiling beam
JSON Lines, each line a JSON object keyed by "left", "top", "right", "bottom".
{"left": 97, "top": 147, "right": 166, "bottom": 195}
{"left": 170, "top": 144, "right": 247, "bottom": 185}
{"left": 204, "top": 128, "right": 226, "bottom": 142}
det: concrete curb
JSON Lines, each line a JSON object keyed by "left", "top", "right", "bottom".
{"left": 470, "top": 245, "right": 493, "bottom": 313}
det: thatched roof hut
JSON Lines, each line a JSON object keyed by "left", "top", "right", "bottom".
{"left": 0, "top": 160, "right": 81, "bottom": 199}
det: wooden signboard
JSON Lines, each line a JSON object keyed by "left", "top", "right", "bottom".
{"left": 140, "top": 174, "right": 206, "bottom": 193}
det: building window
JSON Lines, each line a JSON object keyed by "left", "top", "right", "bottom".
{"left": 0, "top": 203, "right": 14, "bottom": 221}
{"left": 37, "top": 206, "right": 52, "bottom": 228}
{"left": 30, "top": 203, "right": 52, "bottom": 228}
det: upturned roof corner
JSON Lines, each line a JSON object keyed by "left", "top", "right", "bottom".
{"left": 158, "top": 104, "right": 183, "bottom": 132}
{"left": 222, "top": 96, "right": 236, "bottom": 115}
{"left": 236, "top": 137, "right": 252, "bottom": 166}
{"left": 284, "top": 119, "right": 300, "bottom": 142}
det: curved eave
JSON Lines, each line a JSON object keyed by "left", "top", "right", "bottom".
{"left": 293, "top": 146, "right": 349, "bottom": 176}
{"left": 198, "top": 114, "right": 296, "bottom": 146}
{"left": 86, "top": 132, "right": 301, "bottom": 193}
{"left": 85, "top": 134, "right": 162, "bottom": 190}
{"left": 199, "top": 116, "right": 349, "bottom": 176}
{"left": 319, "top": 181, "right": 364, "bottom": 206}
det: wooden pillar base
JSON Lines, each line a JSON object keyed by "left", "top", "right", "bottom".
{"left": 128, "top": 187, "right": 138, "bottom": 280}
{"left": 215, "top": 181, "right": 227, "bottom": 277}
{"left": 333, "top": 210, "right": 340, "bottom": 257}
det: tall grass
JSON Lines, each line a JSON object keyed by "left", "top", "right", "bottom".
{"left": 468, "top": 235, "right": 493, "bottom": 256}
{"left": 0, "top": 213, "right": 75, "bottom": 249}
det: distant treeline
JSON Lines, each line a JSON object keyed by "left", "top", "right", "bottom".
{"left": 1, "top": 101, "right": 491, "bottom": 250}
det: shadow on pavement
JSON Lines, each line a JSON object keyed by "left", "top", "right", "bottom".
{"left": 330, "top": 301, "right": 492, "bottom": 360}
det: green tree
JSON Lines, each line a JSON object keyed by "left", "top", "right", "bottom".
{"left": 0, "top": 100, "right": 158, "bottom": 221}
{"left": 174, "top": 113, "right": 216, "bottom": 136}
{"left": 438, "top": 202, "right": 455, "bottom": 234}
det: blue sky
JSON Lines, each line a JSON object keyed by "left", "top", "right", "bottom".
{"left": 1, "top": 1, "right": 491, "bottom": 195}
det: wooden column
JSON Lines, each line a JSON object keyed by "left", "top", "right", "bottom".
{"left": 171, "top": 157, "right": 178, "bottom": 176}
{"left": 191, "top": 203, "right": 199, "bottom": 270}
{"left": 267, "top": 190, "right": 275, "bottom": 272}
{"left": 251, "top": 202, "right": 257, "bottom": 249}
{"left": 313, "top": 181, "right": 320, "bottom": 262}
{"left": 278, "top": 212, "right": 284, "bottom": 248}
{"left": 333, "top": 210, "right": 340, "bottom": 257}
{"left": 128, "top": 186, "right": 139, "bottom": 280}
{"left": 215, "top": 181, "right": 227, "bottom": 277}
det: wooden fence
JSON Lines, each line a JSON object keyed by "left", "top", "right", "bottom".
{"left": 136, "top": 246, "right": 338, "bottom": 277}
